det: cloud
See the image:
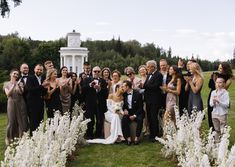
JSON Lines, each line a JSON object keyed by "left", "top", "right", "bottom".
{"left": 175, "top": 29, "right": 197, "bottom": 34}
{"left": 151, "top": 28, "right": 168, "bottom": 32}
{"left": 95, "top": 21, "right": 111, "bottom": 26}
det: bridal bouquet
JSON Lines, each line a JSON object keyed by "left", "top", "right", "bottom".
{"left": 114, "top": 103, "right": 121, "bottom": 114}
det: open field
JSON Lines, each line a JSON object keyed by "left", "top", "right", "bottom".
{"left": 0, "top": 71, "right": 235, "bottom": 166}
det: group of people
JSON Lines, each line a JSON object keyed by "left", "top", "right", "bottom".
{"left": 3, "top": 58, "right": 233, "bottom": 145}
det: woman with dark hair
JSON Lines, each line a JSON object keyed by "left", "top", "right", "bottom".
{"left": 218, "top": 62, "right": 233, "bottom": 89}
{"left": 44, "top": 68, "right": 62, "bottom": 118}
{"left": 69, "top": 72, "right": 81, "bottom": 113}
{"left": 207, "top": 62, "right": 233, "bottom": 129}
{"left": 160, "top": 65, "right": 181, "bottom": 131}
{"left": 101, "top": 67, "right": 112, "bottom": 92}
{"left": 58, "top": 66, "right": 72, "bottom": 113}
{"left": 207, "top": 72, "right": 219, "bottom": 129}
{"left": 3, "top": 69, "right": 28, "bottom": 145}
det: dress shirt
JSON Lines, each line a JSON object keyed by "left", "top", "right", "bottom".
{"left": 127, "top": 91, "right": 133, "bottom": 109}
{"left": 210, "top": 88, "right": 230, "bottom": 116}
{"left": 35, "top": 75, "right": 42, "bottom": 85}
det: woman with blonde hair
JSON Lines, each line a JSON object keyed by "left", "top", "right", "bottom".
{"left": 45, "top": 68, "right": 62, "bottom": 118}
{"left": 185, "top": 62, "right": 204, "bottom": 115}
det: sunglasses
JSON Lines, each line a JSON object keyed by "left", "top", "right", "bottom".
{"left": 93, "top": 71, "right": 100, "bottom": 73}
{"left": 126, "top": 73, "right": 132, "bottom": 76}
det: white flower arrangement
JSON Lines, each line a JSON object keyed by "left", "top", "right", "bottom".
{"left": 1, "top": 104, "right": 90, "bottom": 167}
{"left": 156, "top": 106, "right": 235, "bottom": 167}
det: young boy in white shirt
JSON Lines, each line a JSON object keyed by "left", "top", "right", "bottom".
{"left": 209, "top": 75, "right": 230, "bottom": 142}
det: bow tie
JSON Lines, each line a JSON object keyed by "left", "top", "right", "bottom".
{"left": 127, "top": 93, "right": 132, "bottom": 95}
{"left": 22, "top": 76, "right": 27, "bottom": 78}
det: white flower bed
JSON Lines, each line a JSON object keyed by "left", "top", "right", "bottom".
{"left": 156, "top": 107, "right": 235, "bottom": 167}
{"left": 1, "top": 104, "right": 90, "bottom": 167}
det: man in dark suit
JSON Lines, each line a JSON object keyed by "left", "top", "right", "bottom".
{"left": 79, "top": 61, "right": 92, "bottom": 106}
{"left": 122, "top": 80, "right": 144, "bottom": 145}
{"left": 82, "top": 66, "right": 108, "bottom": 139}
{"left": 26, "top": 64, "right": 49, "bottom": 136}
{"left": 143, "top": 60, "right": 163, "bottom": 141}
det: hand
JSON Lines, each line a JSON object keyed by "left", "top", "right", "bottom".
{"left": 94, "top": 84, "right": 101, "bottom": 90}
{"left": 139, "top": 82, "right": 143, "bottom": 88}
{"left": 124, "top": 110, "right": 129, "bottom": 115}
{"left": 129, "top": 115, "right": 135, "bottom": 121}
{"left": 42, "top": 80, "right": 50, "bottom": 88}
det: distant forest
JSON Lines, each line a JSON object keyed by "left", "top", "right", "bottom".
{"left": 0, "top": 32, "right": 234, "bottom": 82}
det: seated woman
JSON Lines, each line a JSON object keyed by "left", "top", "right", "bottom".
{"left": 160, "top": 65, "right": 181, "bottom": 136}
{"left": 87, "top": 85, "right": 124, "bottom": 144}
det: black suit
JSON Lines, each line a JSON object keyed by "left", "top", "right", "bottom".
{"left": 79, "top": 72, "right": 92, "bottom": 105}
{"left": 122, "top": 90, "right": 144, "bottom": 139}
{"left": 143, "top": 70, "right": 163, "bottom": 139}
{"left": 25, "top": 75, "right": 47, "bottom": 135}
{"left": 82, "top": 77, "right": 108, "bottom": 139}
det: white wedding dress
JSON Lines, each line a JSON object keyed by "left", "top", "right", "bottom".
{"left": 87, "top": 99, "right": 124, "bottom": 144}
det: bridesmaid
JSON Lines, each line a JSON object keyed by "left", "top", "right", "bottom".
{"left": 69, "top": 72, "right": 81, "bottom": 114}
{"left": 161, "top": 65, "right": 181, "bottom": 129}
{"left": 3, "top": 69, "right": 28, "bottom": 145}
{"left": 101, "top": 67, "right": 112, "bottom": 93}
{"left": 185, "top": 62, "right": 204, "bottom": 115}
{"left": 45, "top": 68, "right": 62, "bottom": 118}
{"left": 58, "top": 66, "right": 72, "bottom": 113}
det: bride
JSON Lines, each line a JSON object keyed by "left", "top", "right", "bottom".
{"left": 87, "top": 85, "right": 124, "bottom": 144}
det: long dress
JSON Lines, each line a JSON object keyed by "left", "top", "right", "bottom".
{"left": 58, "top": 78, "right": 71, "bottom": 113}
{"left": 45, "top": 87, "right": 62, "bottom": 118}
{"left": 188, "top": 78, "right": 203, "bottom": 115}
{"left": 4, "top": 82, "right": 28, "bottom": 141}
{"left": 163, "top": 82, "right": 178, "bottom": 136}
{"left": 166, "top": 83, "right": 178, "bottom": 113}
{"left": 87, "top": 99, "right": 123, "bottom": 144}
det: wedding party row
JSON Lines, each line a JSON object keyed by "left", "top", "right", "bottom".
{"left": 2, "top": 58, "right": 233, "bottom": 147}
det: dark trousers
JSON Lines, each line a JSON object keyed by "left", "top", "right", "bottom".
{"left": 122, "top": 114, "right": 143, "bottom": 139}
{"left": 84, "top": 106, "right": 95, "bottom": 139}
{"left": 146, "top": 102, "right": 161, "bottom": 139}
{"left": 207, "top": 105, "right": 215, "bottom": 130}
{"left": 95, "top": 107, "right": 104, "bottom": 138}
{"left": 28, "top": 104, "right": 44, "bottom": 136}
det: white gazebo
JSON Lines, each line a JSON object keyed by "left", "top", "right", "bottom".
{"left": 59, "top": 30, "right": 89, "bottom": 74}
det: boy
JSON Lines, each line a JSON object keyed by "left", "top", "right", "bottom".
{"left": 209, "top": 75, "right": 230, "bottom": 142}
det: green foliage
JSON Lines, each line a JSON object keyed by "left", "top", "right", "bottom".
{"left": 0, "top": 82, "right": 7, "bottom": 113}
{"left": 0, "top": 0, "right": 22, "bottom": 17}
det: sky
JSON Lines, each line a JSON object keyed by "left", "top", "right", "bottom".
{"left": 0, "top": 0, "right": 235, "bottom": 61}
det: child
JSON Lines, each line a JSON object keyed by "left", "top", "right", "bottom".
{"left": 209, "top": 75, "right": 230, "bottom": 142}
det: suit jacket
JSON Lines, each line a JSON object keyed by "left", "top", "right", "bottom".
{"left": 25, "top": 75, "right": 47, "bottom": 110}
{"left": 18, "top": 75, "right": 29, "bottom": 102}
{"left": 123, "top": 90, "right": 144, "bottom": 118}
{"left": 82, "top": 77, "right": 108, "bottom": 113}
{"left": 143, "top": 70, "right": 163, "bottom": 105}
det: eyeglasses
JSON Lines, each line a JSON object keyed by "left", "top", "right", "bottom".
{"left": 126, "top": 73, "right": 132, "bottom": 77}
{"left": 93, "top": 71, "right": 100, "bottom": 73}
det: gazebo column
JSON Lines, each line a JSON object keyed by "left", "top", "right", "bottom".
{"left": 72, "top": 55, "right": 75, "bottom": 72}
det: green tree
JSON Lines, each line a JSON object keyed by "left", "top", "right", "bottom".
{"left": 0, "top": 0, "right": 22, "bottom": 17}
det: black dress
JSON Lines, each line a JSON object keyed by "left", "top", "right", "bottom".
{"left": 45, "top": 87, "right": 62, "bottom": 118}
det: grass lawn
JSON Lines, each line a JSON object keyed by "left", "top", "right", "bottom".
{"left": 0, "top": 71, "right": 235, "bottom": 167}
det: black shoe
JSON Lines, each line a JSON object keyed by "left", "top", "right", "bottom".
{"left": 134, "top": 140, "right": 139, "bottom": 145}
{"left": 126, "top": 140, "right": 131, "bottom": 146}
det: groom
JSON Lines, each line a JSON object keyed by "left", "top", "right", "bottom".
{"left": 122, "top": 80, "right": 144, "bottom": 145}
